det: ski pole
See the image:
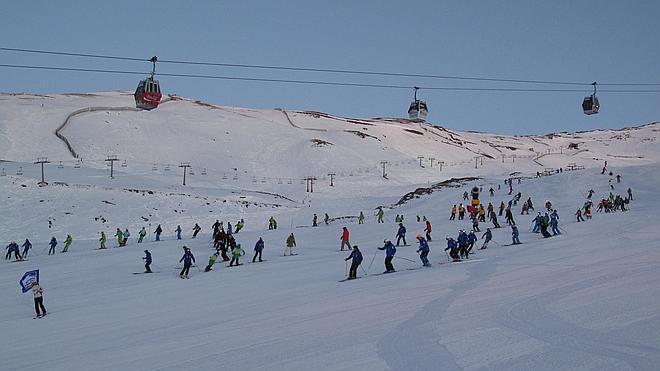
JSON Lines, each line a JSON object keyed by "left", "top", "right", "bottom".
{"left": 445, "top": 251, "right": 451, "bottom": 262}
{"left": 359, "top": 264, "right": 368, "bottom": 275}
{"left": 345, "top": 260, "right": 348, "bottom": 277}
{"left": 367, "top": 250, "right": 378, "bottom": 273}
{"left": 491, "top": 240, "right": 502, "bottom": 246}
{"left": 394, "top": 256, "right": 417, "bottom": 264}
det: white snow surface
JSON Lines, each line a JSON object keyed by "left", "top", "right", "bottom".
{"left": 1, "top": 92, "right": 659, "bottom": 370}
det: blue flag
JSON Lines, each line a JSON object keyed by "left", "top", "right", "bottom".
{"left": 20, "top": 269, "right": 39, "bottom": 293}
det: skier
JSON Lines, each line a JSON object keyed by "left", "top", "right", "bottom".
{"left": 238, "top": 219, "right": 246, "bottom": 233}
{"left": 227, "top": 222, "right": 233, "bottom": 235}
{"left": 229, "top": 244, "right": 245, "bottom": 266}
{"left": 550, "top": 210, "right": 561, "bottom": 235}
{"left": 481, "top": 228, "right": 492, "bottom": 249}
{"left": 212, "top": 220, "right": 221, "bottom": 233}
{"left": 178, "top": 247, "right": 195, "bottom": 279}
{"left": 575, "top": 208, "right": 585, "bottom": 222}
{"left": 205, "top": 252, "right": 219, "bottom": 272}
{"left": 378, "top": 239, "right": 397, "bottom": 273}
{"left": 344, "top": 245, "right": 363, "bottom": 279}
{"left": 457, "top": 230, "right": 470, "bottom": 259}
{"left": 5, "top": 241, "right": 21, "bottom": 261}
{"left": 527, "top": 197, "right": 534, "bottom": 211}
{"left": 61, "top": 234, "right": 73, "bottom": 253}
{"left": 467, "top": 231, "right": 477, "bottom": 253}
{"left": 48, "top": 236, "right": 57, "bottom": 255}
{"left": 340, "top": 227, "right": 351, "bottom": 251}
{"left": 396, "top": 223, "right": 407, "bottom": 246}
{"left": 312, "top": 214, "right": 318, "bottom": 227}
{"left": 489, "top": 187, "right": 494, "bottom": 197}
{"left": 491, "top": 213, "right": 501, "bottom": 228}
{"left": 284, "top": 233, "right": 297, "bottom": 256}
{"left": 499, "top": 201, "right": 505, "bottom": 216}
{"left": 192, "top": 223, "right": 202, "bottom": 238}
{"left": 627, "top": 188, "right": 633, "bottom": 201}
{"left": 416, "top": 234, "right": 431, "bottom": 267}
{"left": 115, "top": 228, "right": 124, "bottom": 247}
{"left": 154, "top": 224, "right": 163, "bottom": 241}
{"left": 505, "top": 207, "right": 515, "bottom": 226}
{"left": 532, "top": 213, "right": 542, "bottom": 233}
{"left": 143, "top": 250, "right": 152, "bottom": 273}
{"left": 32, "top": 281, "right": 47, "bottom": 318}
{"left": 376, "top": 207, "right": 385, "bottom": 223}
{"left": 471, "top": 215, "right": 480, "bottom": 232}
{"left": 463, "top": 191, "right": 469, "bottom": 200}
{"left": 511, "top": 225, "right": 521, "bottom": 245}
{"left": 99, "top": 231, "right": 107, "bottom": 249}
{"left": 616, "top": 174, "right": 621, "bottom": 183}
{"left": 449, "top": 205, "right": 457, "bottom": 220}
{"left": 122, "top": 228, "right": 130, "bottom": 246}
{"left": 445, "top": 237, "right": 460, "bottom": 262}
{"left": 424, "top": 220, "right": 432, "bottom": 242}
{"left": 138, "top": 227, "right": 147, "bottom": 243}
{"left": 540, "top": 213, "right": 552, "bottom": 238}
{"left": 324, "top": 213, "right": 330, "bottom": 225}
{"left": 478, "top": 205, "right": 486, "bottom": 222}
{"left": 21, "top": 239, "right": 32, "bottom": 258}
{"left": 358, "top": 211, "right": 365, "bottom": 224}
{"left": 458, "top": 204, "right": 466, "bottom": 220}
{"left": 253, "top": 237, "right": 265, "bottom": 262}
{"left": 175, "top": 225, "right": 182, "bottom": 240}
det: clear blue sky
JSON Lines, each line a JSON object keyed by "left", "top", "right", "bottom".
{"left": 1, "top": 0, "right": 659, "bottom": 134}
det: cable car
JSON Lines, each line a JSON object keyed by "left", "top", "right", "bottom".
{"left": 408, "top": 86, "right": 428, "bottom": 121}
{"left": 134, "top": 56, "right": 162, "bottom": 110}
{"left": 582, "top": 82, "right": 599, "bottom": 115}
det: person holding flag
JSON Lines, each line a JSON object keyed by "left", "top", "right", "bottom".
{"left": 32, "top": 281, "right": 47, "bottom": 318}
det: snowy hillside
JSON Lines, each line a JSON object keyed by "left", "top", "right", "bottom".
{"left": 1, "top": 91, "right": 660, "bottom": 370}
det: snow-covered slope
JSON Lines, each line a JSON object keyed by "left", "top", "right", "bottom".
{"left": 1, "top": 91, "right": 659, "bottom": 370}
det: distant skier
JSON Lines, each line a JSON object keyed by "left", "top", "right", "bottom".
{"left": 285, "top": 233, "right": 297, "bottom": 256}
{"left": 627, "top": 187, "right": 633, "bottom": 201}
{"left": 463, "top": 191, "right": 469, "bottom": 200}
{"left": 540, "top": 213, "right": 552, "bottom": 238}
{"left": 491, "top": 213, "right": 501, "bottom": 228}
{"left": 32, "top": 281, "right": 47, "bottom": 318}
{"left": 21, "top": 239, "right": 32, "bottom": 258}
{"left": 489, "top": 187, "right": 494, "bottom": 197}
{"left": 179, "top": 247, "right": 195, "bottom": 279}
{"left": 138, "top": 227, "right": 147, "bottom": 243}
{"left": 499, "top": 201, "right": 505, "bottom": 216}
{"left": 467, "top": 231, "right": 477, "bottom": 253}
{"left": 457, "top": 230, "right": 469, "bottom": 259}
{"left": 550, "top": 210, "right": 561, "bottom": 235}
{"left": 532, "top": 213, "right": 542, "bottom": 233}
{"left": 424, "top": 220, "right": 433, "bottom": 242}
{"left": 358, "top": 211, "right": 365, "bottom": 224}
{"left": 154, "top": 224, "right": 162, "bottom": 241}
{"left": 61, "top": 234, "right": 73, "bottom": 253}
{"left": 344, "top": 245, "right": 363, "bottom": 279}
{"left": 445, "top": 237, "right": 460, "bottom": 262}
{"left": 396, "top": 223, "right": 407, "bottom": 246}
{"left": 175, "top": 225, "right": 182, "bottom": 240}
{"left": 471, "top": 216, "right": 480, "bottom": 232}
{"left": 229, "top": 244, "right": 245, "bottom": 266}
{"left": 205, "top": 252, "right": 219, "bottom": 272}
{"left": 340, "top": 227, "right": 351, "bottom": 251}
{"left": 416, "top": 234, "right": 431, "bottom": 267}
{"left": 143, "top": 250, "right": 152, "bottom": 273}
{"left": 376, "top": 207, "right": 384, "bottom": 223}
{"left": 192, "top": 223, "right": 202, "bottom": 238}
{"left": 5, "top": 241, "right": 21, "bottom": 261}
{"left": 227, "top": 222, "right": 233, "bottom": 235}
{"left": 449, "top": 205, "right": 457, "bottom": 220}
{"left": 458, "top": 204, "right": 466, "bottom": 220}
{"left": 378, "top": 239, "right": 397, "bottom": 273}
{"left": 48, "top": 236, "right": 57, "bottom": 255}
{"left": 505, "top": 207, "right": 515, "bottom": 226}
{"left": 312, "top": 214, "right": 318, "bottom": 227}
{"left": 324, "top": 213, "right": 330, "bottom": 225}
{"left": 253, "top": 237, "right": 265, "bottom": 262}
{"left": 235, "top": 219, "right": 244, "bottom": 233}
{"left": 99, "top": 231, "right": 107, "bottom": 249}
{"left": 511, "top": 225, "right": 521, "bottom": 245}
{"left": 122, "top": 228, "right": 130, "bottom": 246}
{"left": 481, "top": 228, "right": 492, "bottom": 249}
{"left": 115, "top": 228, "right": 124, "bottom": 247}
{"left": 575, "top": 208, "right": 585, "bottom": 222}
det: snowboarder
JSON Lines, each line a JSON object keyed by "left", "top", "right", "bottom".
{"left": 376, "top": 207, "right": 385, "bottom": 223}
{"left": 122, "top": 228, "right": 130, "bottom": 246}
{"left": 21, "top": 239, "right": 32, "bottom": 258}
{"left": 143, "top": 250, "right": 152, "bottom": 273}
{"left": 344, "top": 245, "right": 363, "bottom": 279}
{"left": 285, "top": 233, "right": 297, "bottom": 256}
{"left": 424, "top": 220, "right": 432, "bottom": 242}
{"left": 358, "top": 211, "right": 365, "bottom": 224}
{"left": 445, "top": 237, "right": 460, "bottom": 262}
{"left": 99, "top": 231, "right": 107, "bottom": 249}
{"left": 138, "top": 227, "right": 147, "bottom": 243}
{"left": 115, "top": 228, "right": 124, "bottom": 247}
{"left": 32, "top": 282, "right": 47, "bottom": 318}
{"left": 48, "top": 236, "right": 57, "bottom": 255}
{"left": 340, "top": 227, "right": 351, "bottom": 251}
{"left": 511, "top": 225, "right": 521, "bottom": 245}
{"left": 61, "top": 234, "right": 73, "bottom": 252}
{"left": 378, "top": 239, "right": 397, "bottom": 273}
{"left": 205, "top": 252, "right": 219, "bottom": 272}
{"left": 396, "top": 223, "right": 407, "bottom": 246}
{"left": 416, "top": 234, "right": 431, "bottom": 267}
{"left": 192, "top": 223, "right": 202, "bottom": 238}
{"left": 5, "top": 241, "right": 21, "bottom": 261}
{"left": 154, "top": 224, "right": 163, "bottom": 241}
{"left": 253, "top": 237, "right": 265, "bottom": 262}
{"left": 312, "top": 214, "right": 318, "bottom": 227}
{"left": 179, "top": 247, "right": 195, "bottom": 278}
{"left": 481, "top": 228, "right": 492, "bottom": 249}
{"left": 229, "top": 244, "right": 245, "bottom": 266}
{"left": 175, "top": 225, "right": 182, "bottom": 240}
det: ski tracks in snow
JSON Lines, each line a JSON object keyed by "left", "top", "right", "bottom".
{"left": 376, "top": 260, "right": 497, "bottom": 370}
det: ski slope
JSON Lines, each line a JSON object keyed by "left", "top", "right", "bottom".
{"left": 1, "top": 92, "right": 659, "bottom": 370}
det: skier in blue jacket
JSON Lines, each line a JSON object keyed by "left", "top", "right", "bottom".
{"left": 445, "top": 237, "right": 460, "bottom": 261}
{"left": 549, "top": 210, "right": 561, "bottom": 235}
{"left": 378, "top": 239, "right": 397, "bottom": 273}
{"left": 467, "top": 231, "right": 478, "bottom": 254}
{"left": 457, "top": 230, "right": 470, "bottom": 259}
{"left": 416, "top": 234, "right": 431, "bottom": 267}
{"left": 344, "top": 245, "right": 363, "bottom": 279}
{"left": 48, "top": 237, "right": 57, "bottom": 255}
{"left": 252, "top": 237, "right": 265, "bottom": 262}
{"left": 5, "top": 241, "right": 21, "bottom": 260}
{"left": 175, "top": 225, "right": 182, "bottom": 240}
{"left": 179, "top": 246, "right": 195, "bottom": 278}
{"left": 396, "top": 223, "right": 407, "bottom": 246}
{"left": 21, "top": 239, "right": 32, "bottom": 258}
{"left": 143, "top": 250, "right": 152, "bottom": 273}
{"left": 511, "top": 225, "right": 521, "bottom": 245}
